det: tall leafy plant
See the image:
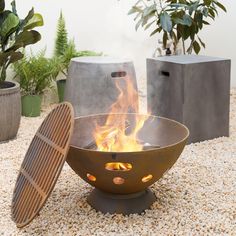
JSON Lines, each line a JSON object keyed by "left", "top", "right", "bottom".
{"left": 0, "top": 0, "right": 43, "bottom": 85}
{"left": 13, "top": 50, "right": 59, "bottom": 96}
{"left": 53, "top": 11, "right": 102, "bottom": 79}
{"left": 60, "top": 40, "right": 102, "bottom": 76}
{"left": 54, "top": 11, "right": 68, "bottom": 57}
{"left": 128, "top": 0, "right": 226, "bottom": 54}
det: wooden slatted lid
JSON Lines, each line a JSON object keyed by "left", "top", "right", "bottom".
{"left": 11, "top": 102, "right": 74, "bottom": 228}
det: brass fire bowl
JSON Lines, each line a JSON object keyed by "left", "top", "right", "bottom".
{"left": 66, "top": 113, "right": 189, "bottom": 214}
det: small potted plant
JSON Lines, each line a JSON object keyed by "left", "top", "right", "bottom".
{"left": 128, "top": 0, "right": 226, "bottom": 55}
{"left": 0, "top": 0, "right": 43, "bottom": 141}
{"left": 13, "top": 50, "right": 58, "bottom": 117}
{"left": 53, "top": 11, "right": 102, "bottom": 102}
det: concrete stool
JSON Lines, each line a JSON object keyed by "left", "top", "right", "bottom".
{"left": 64, "top": 57, "right": 137, "bottom": 117}
{"left": 147, "top": 55, "right": 231, "bottom": 143}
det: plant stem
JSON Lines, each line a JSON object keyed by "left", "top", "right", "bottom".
{"left": 0, "top": 64, "right": 7, "bottom": 84}
{"left": 182, "top": 39, "right": 186, "bottom": 55}
{"left": 159, "top": 0, "right": 163, "bottom": 10}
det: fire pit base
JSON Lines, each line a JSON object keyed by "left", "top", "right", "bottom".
{"left": 87, "top": 188, "right": 156, "bottom": 215}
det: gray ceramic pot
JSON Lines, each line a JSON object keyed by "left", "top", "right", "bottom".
{"left": 0, "top": 81, "right": 21, "bottom": 142}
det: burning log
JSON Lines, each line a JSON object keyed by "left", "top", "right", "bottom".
{"left": 105, "top": 162, "right": 132, "bottom": 171}
{"left": 84, "top": 140, "right": 160, "bottom": 151}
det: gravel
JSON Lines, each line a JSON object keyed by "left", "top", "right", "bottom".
{"left": 0, "top": 91, "right": 236, "bottom": 236}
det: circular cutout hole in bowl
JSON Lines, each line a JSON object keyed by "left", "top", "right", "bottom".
{"left": 142, "top": 174, "right": 153, "bottom": 183}
{"left": 113, "top": 177, "right": 125, "bottom": 185}
{"left": 87, "top": 174, "right": 96, "bottom": 182}
{"left": 105, "top": 162, "right": 132, "bottom": 171}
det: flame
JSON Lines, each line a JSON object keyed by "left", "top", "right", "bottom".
{"left": 105, "top": 162, "right": 132, "bottom": 171}
{"left": 93, "top": 77, "right": 149, "bottom": 153}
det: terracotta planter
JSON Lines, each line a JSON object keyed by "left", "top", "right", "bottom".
{"left": 0, "top": 81, "right": 21, "bottom": 142}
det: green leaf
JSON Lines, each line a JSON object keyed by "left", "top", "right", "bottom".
{"left": 213, "top": 1, "right": 227, "bottom": 12}
{"left": 141, "top": 12, "right": 155, "bottom": 27}
{"left": 189, "top": 1, "right": 200, "bottom": 15}
{"left": 202, "top": 20, "right": 210, "bottom": 25}
{"left": 134, "top": 0, "right": 142, "bottom": 5}
{"left": 134, "top": 12, "right": 141, "bottom": 21}
{"left": 143, "top": 5, "right": 156, "bottom": 17}
{"left": 197, "top": 36, "right": 206, "bottom": 48}
{"left": 0, "top": 51, "right": 11, "bottom": 66}
{"left": 135, "top": 18, "right": 143, "bottom": 31}
{"left": 193, "top": 40, "right": 201, "bottom": 54}
{"left": 16, "top": 30, "right": 41, "bottom": 46}
{"left": 160, "top": 12, "right": 172, "bottom": 32}
{"left": 177, "top": 24, "right": 191, "bottom": 40}
{"left": 144, "top": 20, "right": 155, "bottom": 30}
{"left": 209, "top": 6, "right": 218, "bottom": 16}
{"left": 173, "top": 15, "right": 192, "bottom": 27}
{"left": 189, "top": 24, "right": 196, "bottom": 41}
{"left": 11, "top": 0, "right": 16, "bottom": 15}
{"left": 195, "top": 11, "right": 203, "bottom": 29}
{"left": 203, "top": 0, "right": 212, "bottom": 7}
{"left": 24, "top": 13, "right": 44, "bottom": 30}
{"left": 183, "top": 14, "right": 192, "bottom": 26}
{"left": 0, "top": 0, "right": 5, "bottom": 12}
{"left": 208, "top": 8, "right": 215, "bottom": 18}
{"left": 0, "top": 12, "right": 19, "bottom": 38}
{"left": 128, "top": 6, "right": 143, "bottom": 15}
{"left": 150, "top": 27, "right": 161, "bottom": 36}
{"left": 163, "top": 31, "right": 168, "bottom": 48}
{"left": 0, "top": 11, "right": 10, "bottom": 27}
{"left": 7, "top": 30, "right": 41, "bottom": 51}
{"left": 0, "top": 50, "right": 23, "bottom": 68}
{"left": 76, "top": 50, "right": 102, "bottom": 57}
{"left": 170, "top": 30, "right": 178, "bottom": 44}
{"left": 7, "top": 51, "right": 23, "bottom": 65}
{"left": 187, "top": 44, "right": 193, "bottom": 54}
{"left": 170, "top": 3, "right": 188, "bottom": 8}
{"left": 173, "top": 17, "right": 184, "bottom": 25}
{"left": 20, "top": 8, "right": 34, "bottom": 29}
{"left": 202, "top": 7, "right": 208, "bottom": 17}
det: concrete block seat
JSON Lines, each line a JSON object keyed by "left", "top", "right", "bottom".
{"left": 64, "top": 56, "right": 137, "bottom": 117}
{"left": 147, "top": 55, "right": 231, "bottom": 143}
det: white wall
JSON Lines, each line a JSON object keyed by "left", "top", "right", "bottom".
{"left": 9, "top": 0, "right": 236, "bottom": 86}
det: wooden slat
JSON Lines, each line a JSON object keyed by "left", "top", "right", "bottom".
{"left": 11, "top": 102, "right": 74, "bottom": 228}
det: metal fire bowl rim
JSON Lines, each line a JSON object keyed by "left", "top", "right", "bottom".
{"left": 72, "top": 112, "right": 190, "bottom": 154}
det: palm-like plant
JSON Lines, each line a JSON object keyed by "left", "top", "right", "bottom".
{"left": 0, "top": 0, "right": 43, "bottom": 85}
{"left": 13, "top": 50, "right": 59, "bottom": 96}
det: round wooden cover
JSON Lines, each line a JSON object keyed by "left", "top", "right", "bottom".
{"left": 11, "top": 102, "right": 74, "bottom": 228}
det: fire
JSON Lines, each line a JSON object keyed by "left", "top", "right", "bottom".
{"left": 93, "top": 76, "right": 149, "bottom": 152}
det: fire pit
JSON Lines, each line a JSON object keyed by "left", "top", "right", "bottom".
{"left": 66, "top": 113, "right": 189, "bottom": 214}
{"left": 11, "top": 68, "right": 189, "bottom": 227}
{"left": 65, "top": 75, "right": 189, "bottom": 214}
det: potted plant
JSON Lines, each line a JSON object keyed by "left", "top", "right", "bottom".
{"left": 13, "top": 50, "right": 58, "bottom": 117}
{"left": 0, "top": 0, "right": 43, "bottom": 141}
{"left": 128, "top": 0, "right": 226, "bottom": 55}
{"left": 53, "top": 11, "right": 102, "bottom": 102}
